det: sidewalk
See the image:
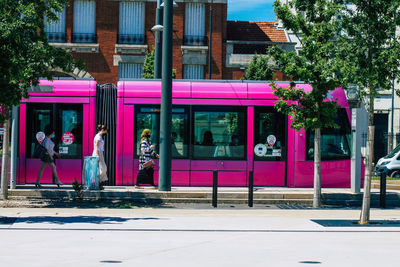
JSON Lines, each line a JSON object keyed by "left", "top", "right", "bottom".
{"left": 4, "top": 185, "right": 400, "bottom": 207}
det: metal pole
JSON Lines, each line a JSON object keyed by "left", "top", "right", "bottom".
{"left": 351, "top": 108, "right": 361, "bottom": 193}
{"left": 154, "top": 0, "right": 163, "bottom": 79}
{"left": 379, "top": 170, "right": 386, "bottom": 208}
{"left": 1, "top": 111, "right": 10, "bottom": 199}
{"left": 248, "top": 171, "right": 254, "bottom": 207}
{"left": 208, "top": 0, "right": 213, "bottom": 79}
{"left": 158, "top": 0, "right": 173, "bottom": 191}
{"left": 391, "top": 78, "right": 395, "bottom": 151}
{"left": 10, "top": 106, "right": 18, "bottom": 189}
{"left": 212, "top": 170, "right": 218, "bottom": 208}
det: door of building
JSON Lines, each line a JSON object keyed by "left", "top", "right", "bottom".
{"left": 374, "top": 113, "right": 389, "bottom": 164}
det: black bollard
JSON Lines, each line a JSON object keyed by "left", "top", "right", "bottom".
{"left": 212, "top": 171, "right": 218, "bottom": 208}
{"left": 380, "top": 170, "right": 387, "bottom": 208}
{"left": 248, "top": 171, "right": 254, "bottom": 207}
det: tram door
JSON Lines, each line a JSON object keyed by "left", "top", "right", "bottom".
{"left": 253, "top": 108, "right": 287, "bottom": 186}
{"left": 26, "top": 103, "right": 83, "bottom": 184}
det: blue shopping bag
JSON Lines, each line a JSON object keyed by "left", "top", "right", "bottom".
{"left": 82, "top": 156, "right": 99, "bottom": 190}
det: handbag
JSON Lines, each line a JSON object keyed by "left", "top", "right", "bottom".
{"left": 34, "top": 143, "right": 46, "bottom": 158}
{"left": 143, "top": 159, "right": 154, "bottom": 169}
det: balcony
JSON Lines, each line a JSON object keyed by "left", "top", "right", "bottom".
{"left": 117, "top": 34, "right": 146, "bottom": 45}
{"left": 183, "top": 35, "right": 208, "bottom": 46}
{"left": 46, "top": 32, "right": 66, "bottom": 43}
{"left": 72, "top": 33, "right": 97, "bottom": 44}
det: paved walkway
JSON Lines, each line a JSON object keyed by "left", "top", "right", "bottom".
{"left": 0, "top": 208, "right": 399, "bottom": 267}
{"left": 10, "top": 184, "right": 393, "bottom": 193}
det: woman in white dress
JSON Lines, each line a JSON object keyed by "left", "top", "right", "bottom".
{"left": 93, "top": 124, "right": 108, "bottom": 187}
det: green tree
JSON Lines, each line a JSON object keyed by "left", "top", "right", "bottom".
{"left": 337, "top": 1, "right": 400, "bottom": 224}
{"left": 142, "top": 49, "right": 176, "bottom": 79}
{"left": 0, "top": 0, "right": 84, "bottom": 199}
{"left": 244, "top": 54, "right": 274, "bottom": 81}
{"left": 270, "top": 0, "right": 344, "bottom": 207}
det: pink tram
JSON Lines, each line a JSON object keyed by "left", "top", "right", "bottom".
{"left": 13, "top": 79, "right": 358, "bottom": 187}
{"left": 116, "top": 80, "right": 356, "bottom": 187}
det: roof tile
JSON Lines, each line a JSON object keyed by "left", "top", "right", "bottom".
{"left": 227, "top": 21, "right": 287, "bottom": 43}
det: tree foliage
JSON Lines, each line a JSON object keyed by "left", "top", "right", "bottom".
{"left": 270, "top": 0, "right": 344, "bottom": 131}
{"left": 142, "top": 49, "right": 156, "bottom": 79}
{"left": 243, "top": 54, "right": 274, "bottom": 81}
{"left": 0, "top": 0, "right": 84, "bottom": 123}
{"left": 336, "top": 1, "right": 400, "bottom": 100}
{"left": 142, "top": 49, "right": 176, "bottom": 79}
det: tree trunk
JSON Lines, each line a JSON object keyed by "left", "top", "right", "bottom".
{"left": 360, "top": 93, "right": 375, "bottom": 224}
{"left": 1, "top": 113, "right": 10, "bottom": 200}
{"left": 313, "top": 128, "right": 322, "bottom": 208}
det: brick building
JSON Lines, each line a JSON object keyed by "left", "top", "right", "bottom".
{"left": 45, "top": 0, "right": 294, "bottom": 84}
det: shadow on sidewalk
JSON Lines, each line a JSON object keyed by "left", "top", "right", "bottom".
{"left": 312, "top": 219, "right": 400, "bottom": 227}
{"left": 10, "top": 216, "right": 163, "bottom": 225}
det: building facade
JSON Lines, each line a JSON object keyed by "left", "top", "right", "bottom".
{"left": 44, "top": 0, "right": 293, "bottom": 84}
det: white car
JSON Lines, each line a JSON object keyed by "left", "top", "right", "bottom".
{"left": 375, "top": 144, "right": 400, "bottom": 178}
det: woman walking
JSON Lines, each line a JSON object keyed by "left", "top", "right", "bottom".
{"left": 93, "top": 124, "right": 108, "bottom": 188}
{"left": 35, "top": 126, "right": 63, "bottom": 188}
{"left": 136, "top": 129, "right": 159, "bottom": 188}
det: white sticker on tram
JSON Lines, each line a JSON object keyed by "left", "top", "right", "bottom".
{"left": 254, "top": 144, "right": 267, "bottom": 157}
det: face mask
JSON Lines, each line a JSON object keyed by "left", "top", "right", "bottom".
{"left": 51, "top": 134, "right": 55, "bottom": 138}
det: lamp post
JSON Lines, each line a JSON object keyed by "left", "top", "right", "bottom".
{"left": 158, "top": 0, "right": 173, "bottom": 191}
{"left": 347, "top": 85, "right": 361, "bottom": 193}
{"left": 208, "top": 0, "right": 213, "bottom": 79}
{"left": 154, "top": 0, "right": 163, "bottom": 79}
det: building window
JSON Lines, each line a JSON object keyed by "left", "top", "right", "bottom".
{"left": 233, "top": 44, "right": 270, "bottom": 54}
{"left": 193, "top": 106, "right": 247, "bottom": 160}
{"left": 118, "top": 63, "right": 144, "bottom": 79}
{"left": 184, "top": 3, "right": 206, "bottom": 46}
{"left": 184, "top": 65, "right": 204, "bottom": 79}
{"left": 72, "top": 0, "right": 96, "bottom": 43}
{"left": 44, "top": 8, "right": 66, "bottom": 43}
{"left": 118, "top": 1, "right": 145, "bottom": 44}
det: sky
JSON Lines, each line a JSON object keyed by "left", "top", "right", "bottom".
{"left": 227, "top": 0, "right": 276, "bottom": 22}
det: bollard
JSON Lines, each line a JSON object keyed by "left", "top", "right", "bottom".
{"left": 212, "top": 170, "right": 218, "bottom": 208}
{"left": 380, "top": 170, "right": 386, "bottom": 208}
{"left": 248, "top": 171, "right": 254, "bottom": 207}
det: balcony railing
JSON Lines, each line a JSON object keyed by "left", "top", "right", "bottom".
{"left": 72, "top": 33, "right": 97, "bottom": 43}
{"left": 117, "top": 34, "right": 146, "bottom": 45}
{"left": 183, "top": 35, "right": 208, "bottom": 46}
{"left": 46, "top": 32, "right": 66, "bottom": 43}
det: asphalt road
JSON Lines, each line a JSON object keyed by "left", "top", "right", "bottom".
{"left": 0, "top": 207, "right": 399, "bottom": 267}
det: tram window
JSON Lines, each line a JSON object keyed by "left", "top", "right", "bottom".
{"left": 26, "top": 104, "right": 52, "bottom": 158}
{"left": 26, "top": 104, "right": 83, "bottom": 159}
{"left": 193, "top": 107, "right": 246, "bottom": 160}
{"left": 57, "top": 105, "right": 83, "bottom": 159}
{"left": 306, "top": 108, "right": 351, "bottom": 160}
{"left": 254, "top": 108, "right": 286, "bottom": 161}
{"left": 135, "top": 105, "right": 189, "bottom": 158}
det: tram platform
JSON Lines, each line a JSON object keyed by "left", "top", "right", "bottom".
{"left": 5, "top": 185, "right": 400, "bottom": 207}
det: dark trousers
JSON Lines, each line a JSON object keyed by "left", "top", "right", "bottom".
{"left": 136, "top": 168, "right": 155, "bottom": 186}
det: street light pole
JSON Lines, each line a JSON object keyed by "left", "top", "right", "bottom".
{"left": 158, "top": 0, "right": 173, "bottom": 191}
{"left": 391, "top": 78, "right": 395, "bottom": 152}
{"left": 208, "top": 0, "right": 213, "bottom": 79}
{"left": 154, "top": 0, "right": 163, "bottom": 79}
